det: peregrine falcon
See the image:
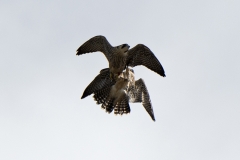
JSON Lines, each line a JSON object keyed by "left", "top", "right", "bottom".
{"left": 76, "top": 35, "right": 166, "bottom": 80}
{"left": 81, "top": 68, "right": 156, "bottom": 121}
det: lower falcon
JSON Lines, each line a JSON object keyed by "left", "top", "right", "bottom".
{"left": 81, "top": 68, "right": 156, "bottom": 121}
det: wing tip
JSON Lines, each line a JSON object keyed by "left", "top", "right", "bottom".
{"left": 76, "top": 49, "right": 83, "bottom": 55}
{"left": 81, "top": 92, "right": 89, "bottom": 99}
{"left": 76, "top": 48, "right": 81, "bottom": 55}
{"left": 152, "top": 117, "right": 156, "bottom": 121}
{"left": 159, "top": 71, "right": 166, "bottom": 77}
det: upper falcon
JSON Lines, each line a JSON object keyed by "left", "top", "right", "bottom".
{"left": 76, "top": 35, "right": 166, "bottom": 79}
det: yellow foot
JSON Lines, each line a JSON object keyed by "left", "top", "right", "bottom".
{"left": 110, "top": 72, "right": 114, "bottom": 81}
{"left": 114, "top": 74, "right": 119, "bottom": 81}
{"left": 110, "top": 72, "right": 119, "bottom": 81}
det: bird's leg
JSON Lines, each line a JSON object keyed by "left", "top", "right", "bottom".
{"left": 114, "top": 74, "right": 119, "bottom": 81}
{"left": 126, "top": 66, "right": 129, "bottom": 80}
{"left": 125, "top": 66, "right": 131, "bottom": 91}
{"left": 110, "top": 71, "right": 119, "bottom": 81}
{"left": 110, "top": 71, "right": 114, "bottom": 81}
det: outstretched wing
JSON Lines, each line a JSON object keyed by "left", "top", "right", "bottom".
{"left": 129, "top": 78, "right": 155, "bottom": 121}
{"left": 76, "top": 35, "right": 113, "bottom": 62}
{"left": 127, "top": 44, "right": 166, "bottom": 77}
{"left": 81, "top": 68, "right": 115, "bottom": 99}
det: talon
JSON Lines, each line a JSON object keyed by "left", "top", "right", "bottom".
{"left": 110, "top": 72, "right": 115, "bottom": 81}
{"left": 114, "top": 74, "right": 118, "bottom": 80}
{"left": 110, "top": 72, "right": 113, "bottom": 80}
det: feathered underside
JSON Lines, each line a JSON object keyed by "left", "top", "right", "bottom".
{"left": 113, "top": 94, "right": 131, "bottom": 115}
{"left": 93, "top": 87, "right": 130, "bottom": 115}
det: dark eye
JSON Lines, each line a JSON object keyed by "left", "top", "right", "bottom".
{"left": 121, "top": 44, "right": 127, "bottom": 48}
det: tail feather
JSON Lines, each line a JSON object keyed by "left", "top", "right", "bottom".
{"left": 114, "top": 96, "right": 130, "bottom": 115}
{"left": 93, "top": 87, "right": 115, "bottom": 113}
{"left": 102, "top": 98, "right": 114, "bottom": 113}
{"left": 93, "top": 87, "right": 110, "bottom": 105}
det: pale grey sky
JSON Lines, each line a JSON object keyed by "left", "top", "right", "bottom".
{"left": 1, "top": 0, "right": 240, "bottom": 159}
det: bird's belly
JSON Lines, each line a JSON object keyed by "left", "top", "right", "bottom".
{"left": 109, "top": 56, "right": 126, "bottom": 74}
{"left": 110, "top": 86, "right": 125, "bottom": 98}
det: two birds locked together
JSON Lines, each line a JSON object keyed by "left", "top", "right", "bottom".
{"left": 76, "top": 35, "right": 166, "bottom": 121}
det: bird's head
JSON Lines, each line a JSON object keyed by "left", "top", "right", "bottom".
{"left": 128, "top": 68, "right": 134, "bottom": 74}
{"left": 116, "top": 44, "right": 130, "bottom": 53}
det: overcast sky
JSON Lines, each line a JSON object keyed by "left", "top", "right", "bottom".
{"left": 1, "top": 0, "right": 240, "bottom": 159}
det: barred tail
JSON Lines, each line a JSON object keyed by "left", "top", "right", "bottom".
{"left": 93, "top": 87, "right": 115, "bottom": 113}
{"left": 114, "top": 96, "right": 130, "bottom": 115}
{"left": 93, "top": 87, "right": 110, "bottom": 105}
{"left": 102, "top": 98, "right": 114, "bottom": 113}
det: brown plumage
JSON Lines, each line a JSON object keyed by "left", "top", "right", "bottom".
{"left": 76, "top": 35, "right": 166, "bottom": 80}
{"left": 81, "top": 68, "right": 156, "bottom": 121}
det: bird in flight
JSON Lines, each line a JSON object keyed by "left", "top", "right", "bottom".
{"left": 76, "top": 35, "right": 166, "bottom": 80}
{"left": 81, "top": 68, "right": 156, "bottom": 121}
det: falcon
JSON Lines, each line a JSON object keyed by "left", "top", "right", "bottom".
{"left": 81, "top": 68, "right": 156, "bottom": 121}
{"left": 76, "top": 35, "right": 166, "bottom": 80}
